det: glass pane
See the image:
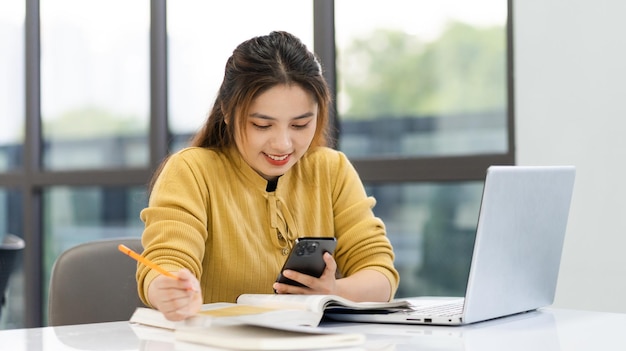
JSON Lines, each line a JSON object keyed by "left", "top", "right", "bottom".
{"left": 0, "top": 188, "right": 23, "bottom": 329}
{"left": 42, "top": 186, "right": 147, "bottom": 324}
{"left": 336, "top": 0, "right": 508, "bottom": 158}
{"left": 366, "top": 181, "right": 483, "bottom": 297}
{"left": 167, "top": 0, "right": 314, "bottom": 151}
{"left": 40, "top": 0, "right": 150, "bottom": 170}
{"left": 0, "top": 1, "right": 25, "bottom": 172}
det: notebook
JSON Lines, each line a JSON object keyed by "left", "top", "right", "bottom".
{"left": 327, "top": 165, "right": 576, "bottom": 325}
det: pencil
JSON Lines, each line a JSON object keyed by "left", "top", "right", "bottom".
{"left": 118, "top": 244, "right": 178, "bottom": 280}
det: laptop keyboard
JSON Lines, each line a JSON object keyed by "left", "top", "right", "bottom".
{"left": 408, "top": 301, "right": 464, "bottom": 317}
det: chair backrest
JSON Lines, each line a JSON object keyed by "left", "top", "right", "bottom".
{"left": 48, "top": 237, "right": 145, "bottom": 326}
{"left": 0, "top": 234, "right": 25, "bottom": 317}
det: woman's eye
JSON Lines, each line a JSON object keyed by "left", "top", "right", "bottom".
{"left": 252, "top": 123, "right": 271, "bottom": 130}
{"left": 292, "top": 123, "right": 310, "bottom": 130}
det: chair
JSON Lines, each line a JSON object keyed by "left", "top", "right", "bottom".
{"left": 0, "top": 234, "right": 25, "bottom": 319}
{"left": 48, "top": 237, "right": 145, "bottom": 326}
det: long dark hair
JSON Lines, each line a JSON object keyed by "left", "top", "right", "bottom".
{"left": 149, "top": 31, "right": 331, "bottom": 192}
{"left": 191, "top": 30, "right": 331, "bottom": 149}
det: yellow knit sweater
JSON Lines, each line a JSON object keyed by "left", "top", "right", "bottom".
{"left": 137, "top": 146, "right": 399, "bottom": 305}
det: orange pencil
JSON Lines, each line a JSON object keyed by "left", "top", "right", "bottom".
{"left": 118, "top": 244, "right": 178, "bottom": 280}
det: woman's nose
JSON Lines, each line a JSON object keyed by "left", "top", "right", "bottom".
{"left": 270, "top": 129, "right": 292, "bottom": 150}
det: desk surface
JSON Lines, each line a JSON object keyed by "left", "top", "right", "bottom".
{"left": 1, "top": 308, "right": 625, "bottom": 350}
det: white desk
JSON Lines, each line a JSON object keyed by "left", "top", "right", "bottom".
{"left": 1, "top": 308, "right": 625, "bottom": 350}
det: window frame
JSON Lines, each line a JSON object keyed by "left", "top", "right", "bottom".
{"left": 314, "top": 1, "right": 515, "bottom": 183}
{"left": 0, "top": 0, "right": 514, "bottom": 327}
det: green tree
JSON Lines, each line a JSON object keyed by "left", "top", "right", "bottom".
{"left": 339, "top": 21, "right": 506, "bottom": 119}
{"left": 44, "top": 106, "right": 144, "bottom": 139}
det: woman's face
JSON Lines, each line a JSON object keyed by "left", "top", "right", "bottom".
{"left": 234, "top": 84, "right": 318, "bottom": 181}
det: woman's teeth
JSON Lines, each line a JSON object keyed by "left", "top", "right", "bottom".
{"left": 267, "top": 154, "right": 288, "bottom": 161}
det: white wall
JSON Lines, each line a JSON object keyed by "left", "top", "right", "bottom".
{"left": 514, "top": 0, "right": 626, "bottom": 312}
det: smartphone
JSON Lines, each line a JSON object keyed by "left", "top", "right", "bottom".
{"left": 276, "top": 237, "right": 337, "bottom": 287}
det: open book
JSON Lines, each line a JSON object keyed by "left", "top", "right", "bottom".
{"left": 129, "top": 294, "right": 408, "bottom": 350}
{"left": 237, "top": 293, "right": 411, "bottom": 322}
{"left": 130, "top": 318, "right": 365, "bottom": 351}
{"left": 130, "top": 294, "right": 411, "bottom": 330}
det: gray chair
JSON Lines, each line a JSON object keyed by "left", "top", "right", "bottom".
{"left": 48, "top": 237, "right": 145, "bottom": 326}
{"left": 0, "top": 234, "right": 25, "bottom": 319}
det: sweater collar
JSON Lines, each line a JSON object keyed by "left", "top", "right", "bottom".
{"left": 225, "top": 146, "right": 292, "bottom": 193}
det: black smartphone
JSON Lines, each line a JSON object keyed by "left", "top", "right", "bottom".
{"left": 276, "top": 237, "right": 337, "bottom": 287}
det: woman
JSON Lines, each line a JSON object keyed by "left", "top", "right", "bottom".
{"left": 137, "top": 31, "right": 399, "bottom": 321}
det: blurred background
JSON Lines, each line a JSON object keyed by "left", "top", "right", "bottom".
{"left": 0, "top": 0, "right": 509, "bottom": 328}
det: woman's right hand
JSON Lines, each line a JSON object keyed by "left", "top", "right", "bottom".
{"left": 146, "top": 268, "right": 202, "bottom": 321}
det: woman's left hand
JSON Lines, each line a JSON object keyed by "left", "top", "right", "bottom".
{"left": 272, "top": 252, "right": 338, "bottom": 295}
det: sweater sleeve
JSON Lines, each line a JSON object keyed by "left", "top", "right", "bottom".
{"left": 330, "top": 151, "right": 400, "bottom": 299}
{"left": 136, "top": 150, "right": 210, "bottom": 306}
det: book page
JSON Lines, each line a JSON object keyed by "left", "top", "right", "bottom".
{"left": 175, "top": 324, "right": 365, "bottom": 350}
{"left": 199, "top": 305, "right": 278, "bottom": 318}
{"left": 237, "top": 294, "right": 333, "bottom": 313}
{"left": 237, "top": 293, "right": 412, "bottom": 313}
{"left": 130, "top": 307, "right": 178, "bottom": 330}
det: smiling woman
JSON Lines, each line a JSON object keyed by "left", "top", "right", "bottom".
{"left": 137, "top": 31, "right": 399, "bottom": 322}
{"left": 235, "top": 85, "right": 318, "bottom": 181}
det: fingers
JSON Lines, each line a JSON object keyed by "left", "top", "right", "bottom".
{"left": 176, "top": 268, "right": 201, "bottom": 292}
{"left": 273, "top": 252, "right": 338, "bottom": 295}
{"left": 322, "top": 252, "right": 337, "bottom": 274}
{"left": 170, "top": 288, "right": 202, "bottom": 320}
{"left": 148, "top": 268, "right": 202, "bottom": 321}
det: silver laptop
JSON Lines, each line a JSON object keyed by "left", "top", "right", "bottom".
{"left": 328, "top": 165, "right": 576, "bottom": 325}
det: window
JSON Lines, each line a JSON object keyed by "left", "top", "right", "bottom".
{"left": 40, "top": 0, "right": 150, "bottom": 170}
{"left": 0, "top": 1, "right": 512, "bottom": 328}
{"left": 0, "top": 0, "right": 25, "bottom": 329}
{"left": 334, "top": 0, "right": 511, "bottom": 297}
{"left": 0, "top": 1, "right": 25, "bottom": 172}
{"left": 167, "top": 0, "right": 314, "bottom": 150}
{"left": 0, "top": 188, "right": 22, "bottom": 329}
{"left": 336, "top": 0, "right": 508, "bottom": 159}
{"left": 41, "top": 186, "right": 146, "bottom": 323}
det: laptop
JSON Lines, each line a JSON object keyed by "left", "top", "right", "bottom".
{"left": 327, "top": 165, "right": 576, "bottom": 326}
